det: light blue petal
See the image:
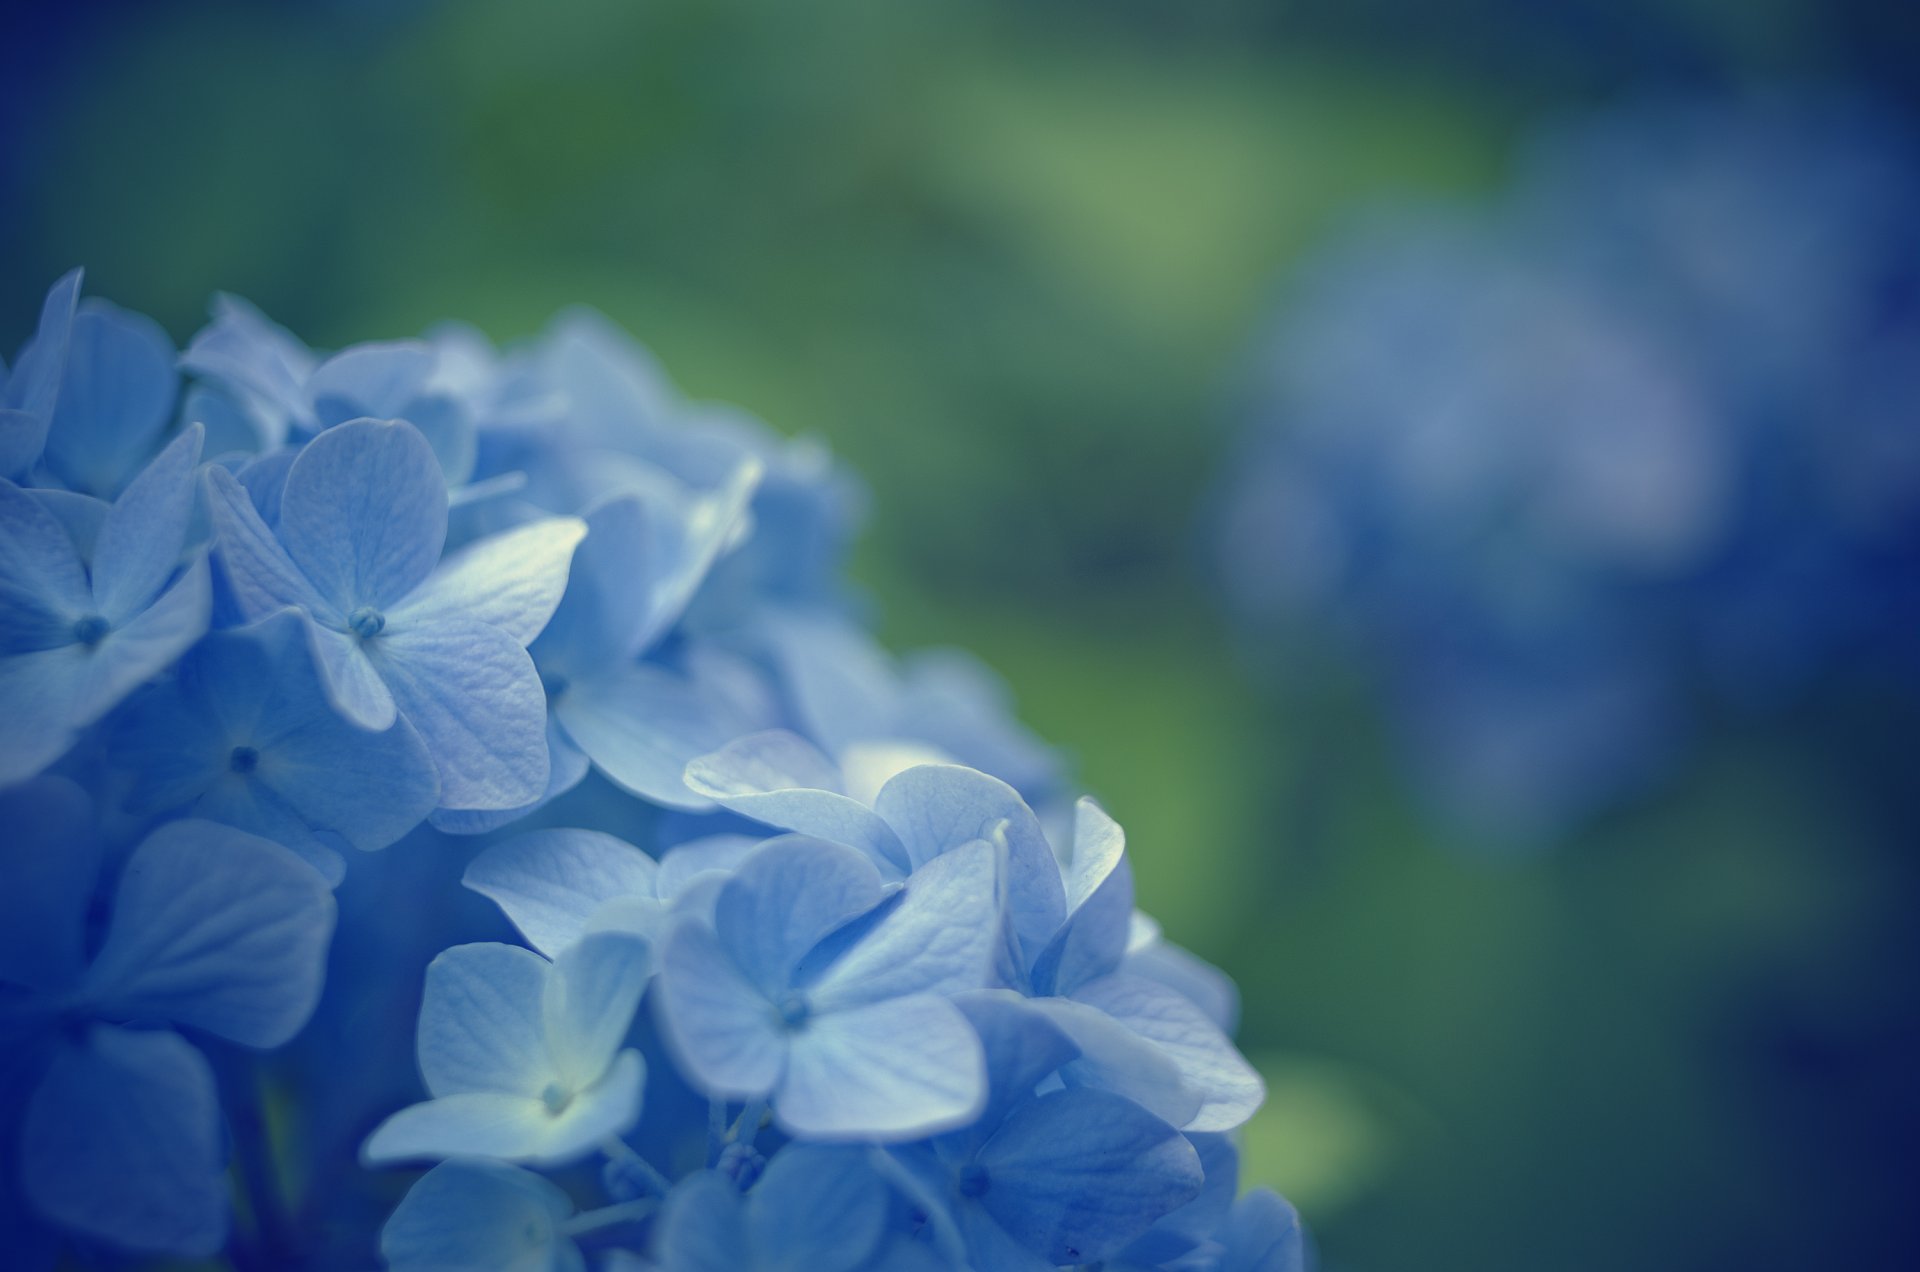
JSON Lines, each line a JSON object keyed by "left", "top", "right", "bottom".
{"left": 395, "top": 515, "right": 586, "bottom": 646}
{"left": 306, "top": 341, "right": 434, "bottom": 427}
{"left": 651, "top": 1171, "right": 748, "bottom": 1271}
{"left": 364, "top": 1053, "right": 641, "bottom": 1168}
{"left": 372, "top": 616, "right": 549, "bottom": 810}
{"left": 381, "top": 1160, "right": 582, "bottom": 1272}
{"left": 1032, "top": 853, "right": 1133, "bottom": 1000}
{"left": 543, "top": 931, "right": 651, "bottom": 1091}
{"left": 277, "top": 418, "right": 446, "bottom": 613}
{"left": 716, "top": 836, "right": 887, "bottom": 997}
{"left": 1123, "top": 938, "right": 1241, "bottom": 1035}
{"left": 1221, "top": 1189, "right": 1307, "bottom": 1272}
{"left": 956, "top": 1203, "right": 1056, "bottom": 1272}
{"left": 203, "top": 464, "right": 331, "bottom": 619}
{"left": 776, "top": 993, "right": 985, "bottom": 1140}
{"left": 0, "top": 643, "right": 92, "bottom": 782}
{"left": 655, "top": 920, "right": 785, "bottom": 1099}
{"left": 187, "top": 774, "right": 348, "bottom": 887}
{"left": 630, "top": 459, "right": 760, "bottom": 651}
{"left": 525, "top": 494, "right": 657, "bottom": 672}
{"left": 1069, "top": 973, "right": 1264, "bottom": 1133}
{"left": 45, "top": 300, "right": 177, "bottom": 498}
{"left": 953, "top": 990, "right": 1080, "bottom": 1136}
{"left": 429, "top": 713, "right": 589, "bottom": 835}
{"left": 19, "top": 1025, "right": 226, "bottom": 1257}
{"left": 813, "top": 839, "right": 1001, "bottom": 1010}
{"left": 464, "top": 828, "right": 659, "bottom": 958}
{"left": 685, "top": 730, "right": 907, "bottom": 873}
{"left": 1027, "top": 996, "right": 1201, "bottom": 1130}
{"left": 554, "top": 659, "right": 757, "bottom": 810}
{"left": 256, "top": 699, "right": 440, "bottom": 856}
{"left": 70, "top": 554, "right": 212, "bottom": 727}
{"left": 183, "top": 383, "right": 268, "bottom": 458}
{"left": 872, "top": 764, "right": 1064, "bottom": 952}
{"left": 974, "top": 1088, "right": 1203, "bottom": 1264}
{"left": 90, "top": 423, "right": 203, "bottom": 623}
{"left": 416, "top": 942, "right": 553, "bottom": 1099}
{"left": 0, "top": 476, "right": 91, "bottom": 651}
{"left": 0, "top": 776, "right": 99, "bottom": 992}
{"left": 655, "top": 833, "right": 760, "bottom": 900}
{"left": 303, "top": 619, "right": 396, "bottom": 729}
{"left": 81, "top": 819, "right": 335, "bottom": 1047}
{"left": 748, "top": 1143, "right": 891, "bottom": 1272}
{"left": 0, "top": 269, "right": 81, "bottom": 477}
{"left": 178, "top": 292, "right": 313, "bottom": 440}
{"left": 25, "top": 487, "right": 108, "bottom": 566}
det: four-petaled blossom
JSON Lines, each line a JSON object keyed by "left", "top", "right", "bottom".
{"left": 363, "top": 934, "right": 650, "bottom": 1167}
{"left": 205, "top": 416, "right": 584, "bottom": 810}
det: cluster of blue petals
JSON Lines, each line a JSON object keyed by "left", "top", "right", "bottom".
{"left": 1216, "top": 94, "right": 1920, "bottom": 840}
{"left": 0, "top": 273, "right": 1302, "bottom": 1270}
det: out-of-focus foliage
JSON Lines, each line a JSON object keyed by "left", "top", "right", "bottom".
{"left": 3, "top": 1, "right": 1916, "bottom": 1269}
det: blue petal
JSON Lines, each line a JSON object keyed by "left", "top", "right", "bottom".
{"left": 203, "top": 464, "right": 332, "bottom": 620}
{"left": 0, "top": 476, "right": 91, "bottom": 651}
{"left": 716, "top": 836, "right": 887, "bottom": 996}
{"left": 277, "top": 418, "right": 446, "bottom": 613}
{"left": 651, "top": 1171, "right": 748, "bottom": 1271}
{"left": 45, "top": 300, "right": 178, "bottom": 498}
{"left": 381, "top": 1160, "right": 583, "bottom": 1272}
{"left": 81, "top": 819, "right": 336, "bottom": 1047}
{"left": 1221, "top": 1189, "right": 1308, "bottom": 1272}
{"left": 655, "top": 920, "right": 785, "bottom": 1099}
{"left": 776, "top": 993, "right": 985, "bottom": 1140}
{"left": 812, "top": 839, "right": 1002, "bottom": 1009}
{"left": 303, "top": 619, "right": 396, "bottom": 729}
{"left": 748, "top": 1143, "right": 891, "bottom": 1272}
{"left": 543, "top": 931, "right": 651, "bottom": 1091}
{"left": 0, "top": 269, "right": 81, "bottom": 477}
{"left": 187, "top": 774, "right": 348, "bottom": 886}
{"left": 1027, "top": 996, "right": 1200, "bottom": 1129}
{"left": 306, "top": 341, "right": 434, "bottom": 428}
{"left": 953, "top": 990, "right": 1080, "bottom": 1136}
{"left": 554, "top": 659, "right": 760, "bottom": 810}
{"left": 685, "top": 730, "right": 908, "bottom": 873}
{"left": 872, "top": 764, "right": 1064, "bottom": 952}
{"left": 1124, "top": 937, "right": 1241, "bottom": 1035}
{"left": 0, "top": 776, "right": 99, "bottom": 992}
{"left": 19, "top": 1026, "right": 226, "bottom": 1257}
{"left": 363, "top": 1052, "right": 642, "bottom": 1167}
{"left": 974, "top": 1088, "right": 1203, "bottom": 1264}
{"left": 395, "top": 515, "right": 586, "bottom": 645}
{"left": 1069, "top": 973, "right": 1265, "bottom": 1133}
{"left": 90, "top": 423, "right": 203, "bottom": 623}
{"left": 0, "top": 644, "right": 93, "bottom": 783}
{"left": 1032, "top": 807, "right": 1133, "bottom": 998}
{"left": 464, "top": 828, "right": 660, "bottom": 958}
{"left": 178, "top": 292, "right": 313, "bottom": 442}
{"left": 372, "top": 616, "right": 550, "bottom": 809}
{"left": 416, "top": 942, "right": 552, "bottom": 1098}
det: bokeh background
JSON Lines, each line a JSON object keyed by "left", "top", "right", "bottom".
{"left": 5, "top": 2, "right": 1918, "bottom": 1269}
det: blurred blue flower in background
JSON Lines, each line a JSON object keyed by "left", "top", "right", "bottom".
{"left": 1216, "top": 93, "right": 1920, "bottom": 843}
{"left": 0, "top": 266, "right": 1297, "bottom": 1270}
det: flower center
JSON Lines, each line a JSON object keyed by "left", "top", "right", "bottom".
{"left": 347, "top": 606, "right": 386, "bottom": 639}
{"left": 957, "top": 1163, "right": 991, "bottom": 1199}
{"left": 71, "top": 615, "right": 109, "bottom": 647}
{"left": 775, "top": 991, "right": 811, "bottom": 1031}
{"left": 229, "top": 745, "right": 260, "bottom": 775}
{"left": 540, "top": 670, "right": 571, "bottom": 700}
{"left": 539, "top": 1082, "right": 573, "bottom": 1115}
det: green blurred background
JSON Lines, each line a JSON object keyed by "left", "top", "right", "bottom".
{"left": 6, "top": 2, "right": 1917, "bottom": 1268}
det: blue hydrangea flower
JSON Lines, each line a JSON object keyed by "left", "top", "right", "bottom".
{"left": 362, "top": 933, "right": 650, "bottom": 1167}
{"left": 1217, "top": 93, "right": 1920, "bottom": 841}
{"left": 2, "top": 272, "right": 1302, "bottom": 1271}
{"left": 110, "top": 608, "right": 440, "bottom": 884}
{"left": 0, "top": 424, "right": 210, "bottom": 784}
{"left": 205, "top": 417, "right": 585, "bottom": 810}
{"left": 0, "top": 780, "right": 335, "bottom": 1257}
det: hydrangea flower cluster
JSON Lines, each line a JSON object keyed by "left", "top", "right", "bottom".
{"left": 0, "top": 271, "right": 1303, "bottom": 1271}
{"left": 1216, "top": 94, "right": 1920, "bottom": 841}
